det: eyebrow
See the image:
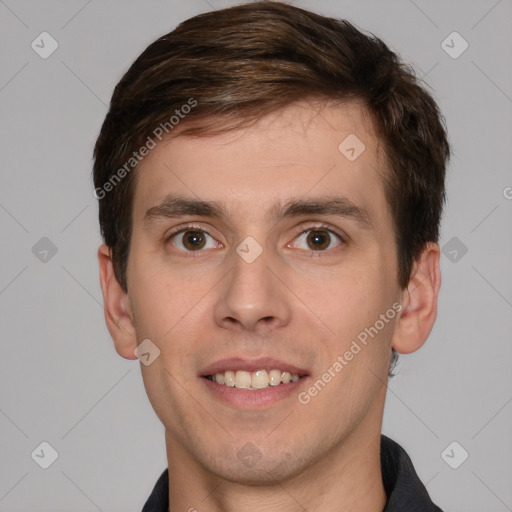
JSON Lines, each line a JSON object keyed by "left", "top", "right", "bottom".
{"left": 143, "top": 194, "right": 373, "bottom": 231}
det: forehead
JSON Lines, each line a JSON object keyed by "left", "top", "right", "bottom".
{"left": 131, "top": 100, "right": 389, "bottom": 230}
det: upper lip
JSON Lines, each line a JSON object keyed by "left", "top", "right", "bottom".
{"left": 200, "top": 357, "right": 309, "bottom": 377}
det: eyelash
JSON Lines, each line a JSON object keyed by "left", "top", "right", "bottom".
{"left": 165, "top": 222, "right": 347, "bottom": 255}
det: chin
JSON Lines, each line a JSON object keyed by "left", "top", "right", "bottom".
{"left": 207, "top": 450, "right": 300, "bottom": 486}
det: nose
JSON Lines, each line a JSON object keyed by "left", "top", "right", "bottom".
{"left": 213, "top": 243, "right": 292, "bottom": 333}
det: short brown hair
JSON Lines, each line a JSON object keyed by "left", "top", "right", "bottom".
{"left": 93, "top": 1, "right": 450, "bottom": 297}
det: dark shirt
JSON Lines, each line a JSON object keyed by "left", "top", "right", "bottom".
{"left": 141, "top": 435, "right": 443, "bottom": 512}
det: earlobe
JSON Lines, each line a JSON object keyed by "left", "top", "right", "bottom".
{"left": 97, "top": 244, "right": 138, "bottom": 360}
{"left": 391, "top": 242, "right": 441, "bottom": 354}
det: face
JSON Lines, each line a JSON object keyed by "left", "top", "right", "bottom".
{"left": 123, "top": 100, "right": 404, "bottom": 484}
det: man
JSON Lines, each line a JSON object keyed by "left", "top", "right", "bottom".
{"left": 93, "top": 2, "right": 449, "bottom": 510}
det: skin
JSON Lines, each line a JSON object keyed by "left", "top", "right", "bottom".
{"left": 98, "top": 100, "right": 441, "bottom": 512}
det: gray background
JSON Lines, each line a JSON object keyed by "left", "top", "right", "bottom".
{"left": 1, "top": 0, "right": 511, "bottom": 510}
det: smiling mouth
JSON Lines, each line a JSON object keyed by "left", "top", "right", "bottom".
{"left": 204, "top": 369, "right": 305, "bottom": 390}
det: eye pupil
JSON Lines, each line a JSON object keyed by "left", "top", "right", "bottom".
{"left": 307, "top": 230, "right": 330, "bottom": 250}
{"left": 183, "top": 231, "right": 206, "bottom": 250}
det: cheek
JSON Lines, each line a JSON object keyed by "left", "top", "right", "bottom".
{"left": 127, "top": 248, "right": 197, "bottom": 335}
{"left": 297, "top": 256, "right": 392, "bottom": 335}
{"left": 299, "top": 255, "right": 399, "bottom": 389}
{"left": 128, "top": 268, "right": 213, "bottom": 380}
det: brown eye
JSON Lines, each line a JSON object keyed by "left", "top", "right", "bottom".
{"left": 292, "top": 228, "right": 342, "bottom": 252}
{"left": 182, "top": 231, "right": 206, "bottom": 250}
{"left": 170, "top": 230, "right": 217, "bottom": 251}
{"left": 306, "top": 230, "right": 331, "bottom": 250}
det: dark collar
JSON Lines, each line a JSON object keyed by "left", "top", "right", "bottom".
{"left": 142, "top": 435, "right": 443, "bottom": 512}
{"left": 380, "top": 435, "right": 443, "bottom": 511}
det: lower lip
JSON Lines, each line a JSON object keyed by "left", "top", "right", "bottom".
{"left": 201, "top": 376, "right": 308, "bottom": 409}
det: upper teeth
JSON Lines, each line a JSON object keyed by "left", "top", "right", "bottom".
{"left": 209, "top": 369, "right": 301, "bottom": 389}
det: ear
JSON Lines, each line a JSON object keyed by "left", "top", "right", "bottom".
{"left": 391, "top": 242, "right": 441, "bottom": 354}
{"left": 97, "top": 244, "right": 138, "bottom": 359}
